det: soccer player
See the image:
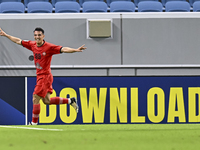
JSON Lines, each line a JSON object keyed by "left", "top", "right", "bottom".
{"left": 0, "top": 27, "right": 87, "bottom": 125}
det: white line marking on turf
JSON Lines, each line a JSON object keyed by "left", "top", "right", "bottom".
{"left": 0, "top": 126, "right": 63, "bottom": 131}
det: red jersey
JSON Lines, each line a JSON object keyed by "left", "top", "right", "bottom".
{"left": 22, "top": 40, "right": 62, "bottom": 75}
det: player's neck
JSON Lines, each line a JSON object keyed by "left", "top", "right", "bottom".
{"left": 37, "top": 40, "right": 44, "bottom": 47}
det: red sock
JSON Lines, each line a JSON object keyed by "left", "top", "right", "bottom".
{"left": 32, "top": 104, "right": 40, "bottom": 124}
{"left": 50, "top": 97, "right": 70, "bottom": 105}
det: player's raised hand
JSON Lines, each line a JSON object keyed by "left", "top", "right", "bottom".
{"left": 77, "top": 44, "right": 87, "bottom": 52}
{"left": 0, "top": 28, "right": 7, "bottom": 36}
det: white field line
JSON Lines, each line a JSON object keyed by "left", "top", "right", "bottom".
{"left": 0, "top": 126, "right": 63, "bottom": 131}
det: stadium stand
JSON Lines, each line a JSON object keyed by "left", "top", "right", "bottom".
{"left": 188, "top": 0, "right": 200, "bottom": 12}
{"left": 55, "top": 1, "right": 80, "bottom": 13}
{"left": 0, "top": 0, "right": 22, "bottom": 3}
{"left": 138, "top": 1, "right": 163, "bottom": 12}
{"left": 27, "top": 1, "right": 53, "bottom": 13}
{"left": 161, "top": 0, "right": 188, "bottom": 7}
{"left": 82, "top": 1, "right": 107, "bottom": 12}
{"left": 0, "top": 1, "right": 25, "bottom": 13}
{"left": 110, "top": 1, "right": 135, "bottom": 12}
{"left": 24, "top": 0, "right": 49, "bottom": 7}
{"left": 193, "top": 1, "right": 200, "bottom": 11}
{"left": 0, "top": 0, "right": 21, "bottom": 2}
{"left": 107, "top": 0, "right": 132, "bottom": 7}
{"left": 134, "top": 0, "right": 160, "bottom": 7}
{"left": 52, "top": 0, "right": 77, "bottom": 7}
{"left": 79, "top": 0, "right": 105, "bottom": 7}
{"left": 0, "top": 0, "right": 198, "bottom": 12}
{"left": 165, "top": 1, "right": 190, "bottom": 12}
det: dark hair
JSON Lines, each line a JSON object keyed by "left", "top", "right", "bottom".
{"left": 33, "top": 27, "right": 44, "bottom": 34}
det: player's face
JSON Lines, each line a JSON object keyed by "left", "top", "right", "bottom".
{"left": 34, "top": 31, "right": 45, "bottom": 46}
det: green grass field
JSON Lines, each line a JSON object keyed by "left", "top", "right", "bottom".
{"left": 1, "top": 124, "right": 200, "bottom": 150}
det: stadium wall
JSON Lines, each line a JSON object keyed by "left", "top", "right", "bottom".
{"left": 1, "top": 13, "right": 200, "bottom": 76}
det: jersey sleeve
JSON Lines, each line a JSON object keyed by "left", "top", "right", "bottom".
{"left": 21, "top": 40, "right": 33, "bottom": 51}
{"left": 49, "top": 44, "right": 63, "bottom": 55}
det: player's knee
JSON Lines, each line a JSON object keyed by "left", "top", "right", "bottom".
{"left": 32, "top": 94, "right": 40, "bottom": 104}
{"left": 42, "top": 98, "right": 50, "bottom": 105}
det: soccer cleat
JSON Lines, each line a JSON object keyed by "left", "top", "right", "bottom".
{"left": 70, "top": 97, "right": 79, "bottom": 113}
{"left": 28, "top": 122, "right": 37, "bottom": 125}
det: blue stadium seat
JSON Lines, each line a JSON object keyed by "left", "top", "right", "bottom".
{"left": 134, "top": 0, "right": 159, "bottom": 7}
{"left": 0, "top": 2, "right": 25, "bottom": 13}
{"left": 189, "top": 0, "right": 200, "bottom": 6}
{"left": 79, "top": 0, "right": 104, "bottom": 7}
{"left": 193, "top": 1, "right": 200, "bottom": 11}
{"left": 161, "top": 0, "right": 187, "bottom": 7}
{"left": 0, "top": 0, "right": 21, "bottom": 2}
{"left": 27, "top": 1, "right": 53, "bottom": 13}
{"left": 107, "top": 0, "right": 132, "bottom": 7}
{"left": 165, "top": 1, "right": 190, "bottom": 12}
{"left": 82, "top": 1, "right": 107, "bottom": 12}
{"left": 138, "top": 1, "right": 163, "bottom": 12}
{"left": 55, "top": 1, "right": 80, "bottom": 13}
{"left": 52, "top": 0, "right": 78, "bottom": 7}
{"left": 110, "top": 1, "right": 135, "bottom": 12}
{"left": 24, "top": 0, "right": 49, "bottom": 7}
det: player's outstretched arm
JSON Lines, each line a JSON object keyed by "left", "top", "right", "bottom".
{"left": 61, "top": 44, "right": 87, "bottom": 53}
{"left": 0, "top": 28, "right": 22, "bottom": 45}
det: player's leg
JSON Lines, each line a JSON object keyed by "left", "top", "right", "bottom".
{"left": 42, "top": 92, "right": 71, "bottom": 105}
{"left": 30, "top": 94, "right": 42, "bottom": 125}
{"left": 50, "top": 96, "right": 79, "bottom": 113}
{"left": 42, "top": 92, "right": 79, "bottom": 113}
{"left": 30, "top": 75, "right": 45, "bottom": 125}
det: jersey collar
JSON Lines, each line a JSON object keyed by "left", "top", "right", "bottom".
{"left": 37, "top": 40, "right": 45, "bottom": 47}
